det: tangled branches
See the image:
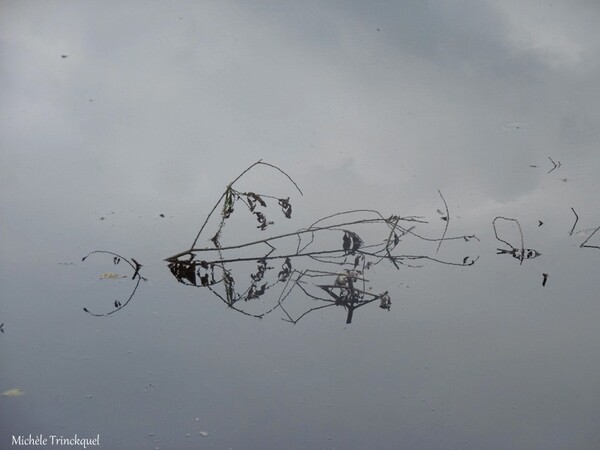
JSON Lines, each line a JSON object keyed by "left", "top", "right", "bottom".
{"left": 164, "top": 161, "right": 479, "bottom": 323}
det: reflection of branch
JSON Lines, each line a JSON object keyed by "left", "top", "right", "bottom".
{"left": 83, "top": 278, "right": 142, "bottom": 317}
{"left": 276, "top": 269, "right": 387, "bottom": 325}
{"left": 569, "top": 207, "right": 579, "bottom": 236}
{"left": 207, "top": 285, "right": 266, "bottom": 319}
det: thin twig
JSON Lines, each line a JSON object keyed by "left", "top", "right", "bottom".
{"left": 569, "top": 207, "right": 579, "bottom": 236}
{"left": 547, "top": 156, "right": 561, "bottom": 173}
{"left": 492, "top": 216, "right": 524, "bottom": 251}
{"left": 81, "top": 251, "right": 145, "bottom": 317}
{"left": 436, "top": 189, "right": 450, "bottom": 253}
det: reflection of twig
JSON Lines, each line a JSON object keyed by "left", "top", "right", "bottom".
{"left": 277, "top": 269, "right": 386, "bottom": 324}
{"left": 569, "top": 207, "right": 579, "bottom": 236}
{"left": 207, "top": 284, "right": 266, "bottom": 319}
{"left": 436, "top": 189, "right": 450, "bottom": 254}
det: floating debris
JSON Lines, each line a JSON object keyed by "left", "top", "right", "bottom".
{"left": 538, "top": 220, "right": 544, "bottom": 227}
{"left": 497, "top": 248, "right": 541, "bottom": 260}
{"left": 542, "top": 273, "right": 549, "bottom": 287}
{"left": 379, "top": 292, "right": 391, "bottom": 310}
{"left": 198, "top": 431, "right": 209, "bottom": 437}
{"left": 99, "top": 273, "right": 126, "bottom": 280}
{"left": 0, "top": 323, "right": 3, "bottom": 333}
{"left": 502, "top": 122, "right": 526, "bottom": 131}
{"left": 2, "top": 388, "right": 25, "bottom": 397}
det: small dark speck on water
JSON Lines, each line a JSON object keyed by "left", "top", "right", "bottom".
{"left": 542, "top": 273, "right": 549, "bottom": 287}
{"left": 159, "top": 214, "right": 165, "bottom": 218}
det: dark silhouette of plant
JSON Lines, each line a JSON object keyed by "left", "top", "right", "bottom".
{"left": 165, "top": 161, "right": 479, "bottom": 323}
{"left": 493, "top": 216, "right": 541, "bottom": 264}
{"left": 81, "top": 251, "right": 146, "bottom": 317}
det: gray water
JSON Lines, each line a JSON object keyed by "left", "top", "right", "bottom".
{"left": 2, "top": 2, "right": 600, "bottom": 449}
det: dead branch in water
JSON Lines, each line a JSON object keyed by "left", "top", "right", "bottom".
{"left": 493, "top": 216, "right": 540, "bottom": 265}
{"left": 81, "top": 251, "right": 146, "bottom": 317}
{"left": 164, "top": 162, "right": 478, "bottom": 323}
{"left": 569, "top": 207, "right": 579, "bottom": 236}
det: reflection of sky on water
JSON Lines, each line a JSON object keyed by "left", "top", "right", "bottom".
{"left": 1, "top": 1, "right": 600, "bottom": 449}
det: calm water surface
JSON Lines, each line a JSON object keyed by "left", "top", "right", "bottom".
{"left": 2, "top": 2, "right": 600, "bottom": 449}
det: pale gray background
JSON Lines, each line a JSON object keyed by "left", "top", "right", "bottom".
{"left": 1, "top": 1, "right": 600, "bottom": 449}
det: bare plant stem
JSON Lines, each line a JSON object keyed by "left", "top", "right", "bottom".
{"left": 436, "top": 189, "right": 450, "bottom": 253}
{"left": 569, "top": 207, "right": 579, "bottom": 236}
{"left": 81, "top": 251, "right": 145, "bottom": 316}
